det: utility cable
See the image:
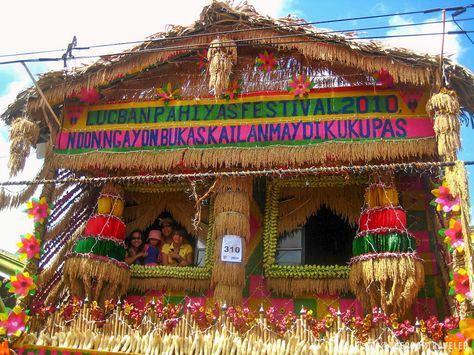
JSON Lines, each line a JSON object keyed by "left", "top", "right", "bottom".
{"left": 0, "top": 28, "right": 472, "bottom": 67}
{"left": 0, "top": 6, "right": 473, "bottom": 61}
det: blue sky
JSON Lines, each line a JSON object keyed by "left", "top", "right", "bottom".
{"left": 0, "top": 0, "right": 473, "bottom": 252}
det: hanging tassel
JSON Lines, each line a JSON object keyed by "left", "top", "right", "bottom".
{"left": 426, "top": 88, "right": 461, "bottom": 161}
{"left": 208, "top": 37, "right": 237, "bottom": 97}
{"left": 8, "top": 117, "right": 40, "bottom": 177}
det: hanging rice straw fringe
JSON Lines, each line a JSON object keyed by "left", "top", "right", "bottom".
{"left": 349, "top": 255, "right": 424, "bottom": 316}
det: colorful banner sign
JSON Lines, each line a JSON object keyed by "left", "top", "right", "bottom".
{"left": 56, "top": 88, "right": 434, "bottom": 154}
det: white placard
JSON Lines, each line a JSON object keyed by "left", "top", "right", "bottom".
{"left": 221, "top": 235, "right": 242, "bottom": 263}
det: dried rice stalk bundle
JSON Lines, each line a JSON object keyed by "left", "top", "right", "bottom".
{"left": 63, "top": 256, "right": 130, "bottom": 304}
{"left": 208, "top": 37, "right": 237, "bottom": 97}
{"left": 211, "top": 176, "right": 251, "bottom": 305}
{"left": 267, "top": 278, "right": 350, "bottom": 297}
{"left": 8, "top": 117, "right": 40, "bottom": 177}
{"left": 213, "top": 191, "right": 249, "bottom": 217}
{"left": 349, "top": 255, "right": 424, "bottom": 316}
{"left": 213, "top": 211, "right": 250, "bottom": 240}
{"left": 426, "top": 88, "right": 461, "bottom": 161}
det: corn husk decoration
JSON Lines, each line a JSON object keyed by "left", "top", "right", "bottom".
{"left": 208, "top": 37, "right": 237, "bottom": 97}
{"left": 211, "top": 177, "right": 251, "bottom": 305}
{"left": 426, "top": 88, "right": 461, "bottom": 161}
{"left": 349, "top": 174, "right": 424, "bottom": 316}
{"left": 8, "top": 117, "right": 40, "bottom": 177}
{"left": 63, "top": 182, "right": 130, "bottom": 304}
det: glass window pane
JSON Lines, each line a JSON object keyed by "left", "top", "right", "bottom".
{"left": 195, "top": 249, "right": 206, "bottom": 267}
{"left": 276, "top": 250, "right": 302, "bottom": 265}
{"left": 278, "top": 229, "right": 303, "bottom": 248}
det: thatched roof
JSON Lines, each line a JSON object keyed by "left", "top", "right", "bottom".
{"left": 3, "top": 1, "right": 474, "bottom": 129}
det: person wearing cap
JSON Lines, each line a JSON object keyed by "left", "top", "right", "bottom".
{"left": 160, "top": 217, "right": 176, "bottom": 244}
{"left": 143, "top": 229, "right": 163, "bottom": 266}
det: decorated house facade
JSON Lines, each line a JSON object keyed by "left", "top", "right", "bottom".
{"left": 2, "top": 2, "right": 474, "bottom": 354}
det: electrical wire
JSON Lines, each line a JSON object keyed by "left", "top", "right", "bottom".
{"left": 0, "top": 8, "right": 473, "bottom": 65}
{"left": 0, "top": 28, "right": 471, "bottom": 67}
{"left": 2, "top": 6, "right": 468, "bottom": 59}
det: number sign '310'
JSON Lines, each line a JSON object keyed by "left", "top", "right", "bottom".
{"left": 221, "top": 235, "right": 243, "bottom": 263}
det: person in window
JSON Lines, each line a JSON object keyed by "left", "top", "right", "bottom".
{"left": 160, "top": 217, "right": 176, "bottom": 244}
{"left": 162, "top": 228, "right": 193, "bottom": 266}
{"left": 143, "top": 229, "right": 162, "bottom": 266}
{"left": 125, "top": 229, "right": 147, "bottom": 265}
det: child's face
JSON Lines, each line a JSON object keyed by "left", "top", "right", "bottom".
{"left": 149, "top": 238, "right": 160, "bottom": 246}
{"left": 172, "top": 233, "right": 184, "bottom": 245}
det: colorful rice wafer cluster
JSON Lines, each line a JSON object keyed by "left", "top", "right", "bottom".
{"left": 349, "top": 176, "right": 424, "bottom": 316}
{"left": 63, "top": 183, "right": 130, "bottom": 304}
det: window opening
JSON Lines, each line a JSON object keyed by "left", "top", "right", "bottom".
{"left": 276, "top": 205, "right": 356, "bottom": 266}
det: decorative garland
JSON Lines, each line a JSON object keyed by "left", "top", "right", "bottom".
{"left": 0, "top": 197, "right": 52, "bottom": 339}
{"left": 431, "top": 180, "right": 472, "bottom": 305}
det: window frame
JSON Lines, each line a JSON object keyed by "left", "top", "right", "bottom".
{"left": 263, "top": 178, "right": 354, "bottom": 280}
{"left": 128, "top": 183, "right": 214, "bottom": 280}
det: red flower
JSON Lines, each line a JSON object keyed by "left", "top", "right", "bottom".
{"left": 255, "top": 51, "right": 278, "bottom": 74}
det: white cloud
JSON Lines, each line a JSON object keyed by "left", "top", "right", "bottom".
{"left": 385, "top": 15, "right": 463, "bottom": 62}
{"left": 370, "top": 3, "right": 388, "bottom": 16}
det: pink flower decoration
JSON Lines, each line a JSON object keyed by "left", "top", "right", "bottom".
{"left": 372, "top": 69, "right": 394, "bottom": 88}
{"left": 25, "top": 197, "right": 51, "bottom": 224}
{"left": 431, "top": 181, "right": 460, "bottom": 213}
{"left": 445, "top": 218, "right": 463, "bottom": 244}
{"left": 288, "top": 74, "right": 314, "bottom": 97}
{"left": 9, "top": 271, "right": 36, "bottom": 297}
{"left": 454, "top": 269, "right": 470, "bottom": 296}
{"left": 17, "top": 233, "right": 41, "bottom": 260}
{"left": 0, "top": 306, "right": 28, "bottom": 336}
{"left": 255, "top": 51, "right": 278, "bottom": 74}
{"left": 79, "top": 87, "right": 100, "bottom": 105}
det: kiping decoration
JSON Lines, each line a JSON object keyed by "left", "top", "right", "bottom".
{"left": 349, "top": 174, "right": 424, "bottom": 315}
{"left": 63, "top": 182, "right": 130, "bottom": 304}
{"left": 432, "top": 179, "right": 473, "bottom": 306}
{"left": 255, "top": 51, "right": 278, "bottom": 74}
